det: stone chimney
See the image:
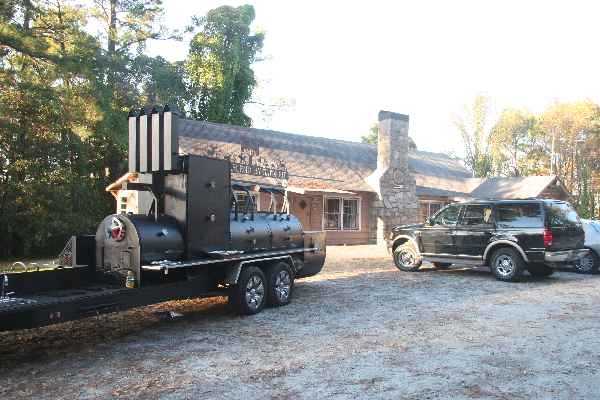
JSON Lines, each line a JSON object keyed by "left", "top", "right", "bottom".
{"left": 367, "top": 111, "right": 419, "bottom": 244}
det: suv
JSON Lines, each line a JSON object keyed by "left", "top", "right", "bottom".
{"left": 388, "top": 199, "right": 588, "bottom": 281}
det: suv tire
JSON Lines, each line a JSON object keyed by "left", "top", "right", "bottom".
{"left": 432, "top": 262, "right": 452, "bottom": 269}
{"left": 490, "top": 247, "right": 524, "bottom": 282}
{"left": 573, "top": 250, "right": 599, "bottom": 274}
{"left": 527, "top": 263, "right": 554, "bottom": 277}
{"left": 393, "top": 243, "right": 422, "bottom": 272}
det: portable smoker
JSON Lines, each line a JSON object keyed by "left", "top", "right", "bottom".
{"left": 0, "top": 106, "right": 326, "bottom": 331}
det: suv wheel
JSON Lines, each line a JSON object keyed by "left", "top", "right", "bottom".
{"left": 573, "top": 251, "right": 599, "bottom": 274}
{"left": 490, "top": 247, "right": 524, "bottom": 282}
{"left": 393, "top": 243, "right": 422, "bottom": 272}
{"left": 527, "top": 263, "right": 554, "bottom": 277}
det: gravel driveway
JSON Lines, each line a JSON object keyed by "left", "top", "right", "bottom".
{"left": 1, "top": 245, "right": 600, "bottom": 399}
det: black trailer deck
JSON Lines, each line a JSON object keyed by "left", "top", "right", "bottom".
{"left": 0, "top": 245, "right": 324, "bottom": 332}
{"left": 0, "top": 276, "right": 226, "bottom": 331}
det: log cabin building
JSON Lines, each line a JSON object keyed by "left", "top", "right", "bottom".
{"left": 107, "top": 111, "right": 569, "bottom": 245}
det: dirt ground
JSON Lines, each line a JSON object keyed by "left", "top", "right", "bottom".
{"left": 1, "top": 245, "right": 600, "bottom": 400}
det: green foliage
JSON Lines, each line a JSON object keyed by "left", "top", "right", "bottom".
{"left": 185, "top": 5, "right": 263, "bottom": 126}
{"left": 361, "top": 124, "right": 378, "bottom": 145}
{"left": 0, "top": 1, "right": 264, "bottom": 258}
{"left": 458, "top": 97, "right": 600, "bottom": 217}
{"left": 489, "top": 109, "right": 537, "bottom": 176}
{"left": 454, "top": 95, "right": 493, "bottom": 177}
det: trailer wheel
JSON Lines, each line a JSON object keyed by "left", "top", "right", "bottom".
{"left": 267, "top": 261, "right": 294, "bottom": 307}
{"left": 230, "top": 266, "right": 267, "bottom": 315}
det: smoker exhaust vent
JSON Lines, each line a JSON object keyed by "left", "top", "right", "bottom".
{"left": 128, "top": 105, "right": 180, "bottom": 173}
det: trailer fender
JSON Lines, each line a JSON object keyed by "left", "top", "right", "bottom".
{"left": 224, "top": 255, "right": 296, "bottom": 285}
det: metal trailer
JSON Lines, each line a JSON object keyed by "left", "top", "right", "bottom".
{"left": 0, "top": 106, "right": 326, "bottom": 332}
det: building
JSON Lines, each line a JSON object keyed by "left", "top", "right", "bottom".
{"left": 107, "top": 111, "right": 569, "bottom": 245}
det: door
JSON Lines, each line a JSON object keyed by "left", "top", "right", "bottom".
{"left": 454, "top": 204, "right": 494, "bottom": 257}
{"left": 291, "top": 195, "right": 320, "bottom": 231}
{"left": 420, "top": 203, "right": 461, "bottom": 255}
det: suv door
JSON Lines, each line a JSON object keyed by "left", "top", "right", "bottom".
{"left": 454, "top": 204, "right": 494, "bottom": 257}
{"left": 420, "top": 203, "right": 461, "bottom": 255}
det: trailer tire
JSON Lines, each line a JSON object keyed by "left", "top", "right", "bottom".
{"left": 229, "top": 266, "right": 267, "bottom": 315}
{"left": 267, "top": 261, "right": 294, "bottom": 307}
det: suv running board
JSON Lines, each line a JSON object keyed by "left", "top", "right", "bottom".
{"left": 422, "top": 254, "right": 483, "bottom": 266}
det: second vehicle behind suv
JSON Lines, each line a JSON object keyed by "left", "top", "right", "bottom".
{"left": 388, "top": 199, "right": 588, "bottom": 282}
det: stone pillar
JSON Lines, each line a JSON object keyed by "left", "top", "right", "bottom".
{"left": 367, "top": 111, "right": 419, "bottom": 245}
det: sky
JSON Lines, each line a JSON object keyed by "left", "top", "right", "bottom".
{"left": 147, "top": 0, "right": 600, "bottom": 155}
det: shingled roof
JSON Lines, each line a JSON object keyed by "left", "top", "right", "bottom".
{"left": 469, "top": 176, "right": 564, "bottom": 199}
{"left": 176, "top": 118, "right": 472, "bottom": 194}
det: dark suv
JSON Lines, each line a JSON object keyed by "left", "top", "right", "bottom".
{"left": 388, "top": 199, "right": 588, "bottom": 281}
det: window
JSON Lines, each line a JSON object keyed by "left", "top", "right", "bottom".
{"left": 324, "top": 197, "right": 360, "bottom": 231}
{"left": 120, "top": 196, "right": 128, "bottom": 212}
{"left": 343, "top": 199, "right": 359, "bottom": 230}
{"left": 430, "top": 204, "right": 460, "bottom": 226}
{"left": 233, "top": 191, "right": 260, "bottom": 213}
{"left": 460, "top": 205, "right": 493, "bottom": 226}
{"left": 496, "top": 203, "right": 543, "bottom": 228}
{"left": 546, "top": 202, "right": 580, "bottom": 228}
{"left": 419, "top": 201, "right": 444, "bottom": 222}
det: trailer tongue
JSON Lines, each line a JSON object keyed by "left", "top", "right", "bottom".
{"left": 0, "top": 106, "right": 326, "bottom": 332}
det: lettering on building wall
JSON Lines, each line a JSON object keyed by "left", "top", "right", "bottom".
{"left": 200, "top": 136, "right": 288, "bottom": 180}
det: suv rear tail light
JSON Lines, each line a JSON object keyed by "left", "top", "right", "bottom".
{"left": 543, "top": 228, "right": 553, "bottom": 248}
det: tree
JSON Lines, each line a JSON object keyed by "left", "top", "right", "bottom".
{"left": 361, "top": 124, "right": 378, "bottom": 144}
{"left": 537, "top": 101, "right": 600, "bottom": 217}
{"left": 0, "top": 1, "right": 107, "bottom": 256}
{"left": 489, "top": 109, "right": 537, "bottom": 176}
{"left": 185, "top": 5, "right": 264, "bottom": 126}
{"left": 454, "top": 95, "right": 493, "bottom": 177}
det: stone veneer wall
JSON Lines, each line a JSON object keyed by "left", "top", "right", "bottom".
{"left": 368, "top": 111, "right": 419, "bottom": 245}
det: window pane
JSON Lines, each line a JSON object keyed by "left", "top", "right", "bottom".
{"left": 324, "top": 198, "right": 341, "bottom": 230}
{"left": 460, "top": 205, "right": 493, "bottom": 225}
{"left": 343, "top": 199, "right": 358, "bottom": 230}
{"left": 431, "top": 205, "right": 460, "bottom": 226}
{"left": 546, "top": 202, "right": 580, "bottom": 227}
{"left": 496, "top": 203, "right": 543, "bottom": 228}
{"left": 429, "top": 203, "right": 442, "bottom": 217}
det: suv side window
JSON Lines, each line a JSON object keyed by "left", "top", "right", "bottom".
{"left": 430, "top": 204, "right": 460, "bottom": 226}
{"left": 460, "top": 204, "right": 493, "bottom": 226}
{"left": 496, "top": 203, "right": 544, "bottom": 228}
{"left": 546, "top": 202, "right": 580, "bottom": 228}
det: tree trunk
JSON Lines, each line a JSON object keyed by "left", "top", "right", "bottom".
{"left": 108, "top": 0, "right": 117, "bottom": 56}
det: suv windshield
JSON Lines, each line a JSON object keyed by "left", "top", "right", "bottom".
{"left": 496, "top": 203, "right": 544, "bottom": 228}
{"left": 546, "top": 202, "right": 580, "bottom": 228}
